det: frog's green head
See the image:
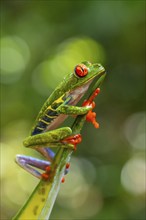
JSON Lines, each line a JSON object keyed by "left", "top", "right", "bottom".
{"left": 65, "top": 61, "right": 106, "bottom": 94}
{"left": 49, "top": 61, "right": 106, "bottom": 105}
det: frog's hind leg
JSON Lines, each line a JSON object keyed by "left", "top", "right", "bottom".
{"left": 35, "top": 147, "right": 55, "bottom": 162}
{"left": 35, "top": 147, "right": 71, "bottom": 180}
{"left": 15, "top": 154, "right": 51, "bottom": 179}
{"left": 15, "top": 152, "right": 70, "bottom": 180}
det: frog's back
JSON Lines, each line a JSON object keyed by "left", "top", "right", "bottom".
{"left": 31, "top": 79, "right": 69, "bottom": 135}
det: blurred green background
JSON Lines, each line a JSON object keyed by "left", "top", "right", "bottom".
{"left": 1, "top": 1, "right": 145, "bottom": 220}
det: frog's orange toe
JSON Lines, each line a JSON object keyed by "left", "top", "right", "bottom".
{"left": 45, "top": 165, "right": 51, "bottom": 173}
{"left": 61, "top": 134, "right": 82, "bottom": 150}
{"left": 82, "top": 88, "right": 100, "bottom": 108}
{"left": 61, "top": 177, "right": 65, "bottom": 183}
{"left": 86, "top": 110, "right": 99, "bottom": 129}
{"left": 93, "top": 120, "right": 100, "bottom": 129}
{"left": 41, "top": 173, "right": 49, "bottom": 181}
{"left": 66, "top": 163, "right": 70, "bottom": 169}
{"left": 41, "top": 166, "right": 51, "bottom": 180}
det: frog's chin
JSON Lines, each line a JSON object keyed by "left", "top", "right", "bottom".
{"left": 68, "top": 79, "right": 93, "bottom": 106}
{"left": 75, "top": 78, "right": 93, "bottom": 95}
{"left": 81, "top": 78, "right": 94, "bottom": 93}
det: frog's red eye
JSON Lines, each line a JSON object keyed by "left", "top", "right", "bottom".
{"left": 74, "top": 64, "right": 88, "bottom": 77}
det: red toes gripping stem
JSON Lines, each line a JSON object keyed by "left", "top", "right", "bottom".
{"left": 41, "top": 165, "right": 51, "bottom": 181}
{"left": 66, "top": 163, "right": 70, "bottom": 169}
{"left": 86, "top": 110, "right": 99, "bottom": 128}
{"left": 82, "top": 88, "right": 100, "bottom": 129}
{"left": 41, "top": 173, "right": 49, "bottom": 180}
{"left": 61, "top": 177, "right": 65, "bottom": 183}
{"left": 61, "top": 134, "right": 82, "bottom": 150}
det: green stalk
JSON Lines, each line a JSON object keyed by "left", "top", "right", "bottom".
{"left": 13, "top": 74, "right": 106, "bottom": 220}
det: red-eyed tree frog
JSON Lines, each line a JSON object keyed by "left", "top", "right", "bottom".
{"left": 15, "top": 61, "right": 106, "bottom": 181}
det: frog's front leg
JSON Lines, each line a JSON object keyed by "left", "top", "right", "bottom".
{"left": 20, "top": 127, "right": 81, "bottom": 180}
{"left": 23, "top": 127, "right": 82, "bottom": 150}
{"left": 57, "top": 104, "right": 92, "bottom": 115}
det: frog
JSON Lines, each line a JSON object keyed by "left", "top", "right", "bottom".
{"left": 15, "top": 61, "right": 105, "bottom": 180}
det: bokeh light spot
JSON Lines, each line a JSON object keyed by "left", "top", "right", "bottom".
{"left": 0, "top": 36, "right": 30, "bottom": 83}
{"left": 123, "top": 112, "right": 145, "bottom": 150}
{"left": 121, "top": 157, "right": 146, "bottom": 195}
{"left": 58, "top": 157, "right": 90, "bottom": 202}
{"left": 1, "top": 47, "right": 25, "bottom": 73}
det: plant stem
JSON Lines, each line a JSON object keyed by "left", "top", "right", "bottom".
{"left": 13, "top": 74, "right": 105, "bottom": 220}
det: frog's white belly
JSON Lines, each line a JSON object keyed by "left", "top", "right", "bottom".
{"left": 45, "top": 80, "right": 92, "bottom": 131}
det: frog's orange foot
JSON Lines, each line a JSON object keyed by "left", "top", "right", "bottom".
{"left": 41, "top": 165, "right": 51, "bottom": 181}
{"left": 86, "top": 110, "right": 99, "bottom": 128}
{"left": 61, "top": 163, "right": 71, "bottom": 183}
{"left": 82, "top": 88, "right": 100, "bottom": 129}
{"left": 61, "top": 134, "right": 82, "bottom": 150}
{"left": 82, "top": 88, "right": 100, "bottom": 108}
{"left": 61, "top": 176, "right": 65, "bottom": 183}
{"left": 82, "top": 100, "right": 99, "bottom": 129}
{"left": 64, "top": 162, "right": 70, "bottom": 175}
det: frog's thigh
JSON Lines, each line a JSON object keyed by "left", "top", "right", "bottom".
{"left": 23, "top": 127, "right": 72, "bottom": 147}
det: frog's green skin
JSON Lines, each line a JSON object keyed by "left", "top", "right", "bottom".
{"left": 15, "top": 61, "right": 105, "bottom": 179}
{"left": 30, "top": 61, "right": 105, "bottom": 136}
